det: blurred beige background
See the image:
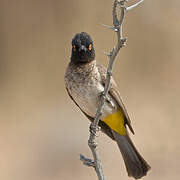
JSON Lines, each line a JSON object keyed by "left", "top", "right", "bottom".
{"left": 0, "top": 0, "right": 180, "bottom": 180}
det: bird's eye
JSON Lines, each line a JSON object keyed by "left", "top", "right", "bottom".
{"left": 72, "top": 45, "right": 76, "bottom": 52}
{"left": 88, "top": 44, "right": 92, "bottom": 51}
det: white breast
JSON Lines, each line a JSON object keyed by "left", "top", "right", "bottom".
{"left": 67, "top": 80, "right": 117, "bottom": 118}
{"left": 65, "top": 63, "right": 118, "bottom": 118}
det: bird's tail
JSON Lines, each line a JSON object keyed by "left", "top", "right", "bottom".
{"left": 112, "top": 130, "right": 151, "bottom": 179}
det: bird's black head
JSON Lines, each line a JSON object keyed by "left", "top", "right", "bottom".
{"left": 71, "top": 32, "right": 95, "bottom": 64}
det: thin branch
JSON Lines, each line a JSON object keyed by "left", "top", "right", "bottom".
{"left": 126, "top": 0, "right": 144, "bottom": 11}
{"left": 101, "top": 23, "right": 116, "bottom": 31}
{"left": 80, "top": 154, "right": 95, "bottom": 167}
{"left": 80, "top": 1, "right": 144, "bottom": 180}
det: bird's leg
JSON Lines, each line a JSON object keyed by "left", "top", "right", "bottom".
{"left": 100, "top": 91, "right": 115, "bottom": 109}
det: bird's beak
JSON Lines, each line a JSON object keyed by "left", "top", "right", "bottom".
{"left": 79, "top": 45, "right": 87, "bottom": 52}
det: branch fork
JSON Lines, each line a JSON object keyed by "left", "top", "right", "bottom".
{"left": 80, "top": 1, "right": 144, "bottom": 179}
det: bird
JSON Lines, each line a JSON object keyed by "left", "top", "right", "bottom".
{"left": 64, "top": 32, "right": 151, "bottom": 179}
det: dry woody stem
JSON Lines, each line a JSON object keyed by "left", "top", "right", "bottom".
{"left": 80, "top": 1, "right": 144, "bottom": 179}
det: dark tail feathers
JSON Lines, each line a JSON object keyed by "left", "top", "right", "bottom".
{"left": 112, "top": 130, "right": 151, "bottom": 179}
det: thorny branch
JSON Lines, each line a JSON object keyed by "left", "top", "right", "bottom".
{"left": 80, "top": 1, "right": 144, "bottom": 179}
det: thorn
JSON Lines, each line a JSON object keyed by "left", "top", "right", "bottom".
{"left": 126, "top": 0, "right": 144, "bottom": 12}
{"left": 101, "top": 23, "right": 114, "bottom": 30}
{"left": 80, "top": 154, "right": 95, "bottom": 167}
{"left": 101, "top": 23, "right": 118, "bottom": 32}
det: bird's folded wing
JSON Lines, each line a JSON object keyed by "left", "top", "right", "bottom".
{"left": 66, "top": 87, "right": 115, "bottom": 140}
{"left": 97, "top": 64, "right": 135, "bottom": 134}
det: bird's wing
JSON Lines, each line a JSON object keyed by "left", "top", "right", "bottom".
{"left": 97, "top": 64, "right": 135, "bottom": 134}
{"left": 66, "top": 87, "right": 115, "bottom": 140}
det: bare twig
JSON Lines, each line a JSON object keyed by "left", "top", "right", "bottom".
{"left": 80, "top": 1, "right": 144, "bottom": 179}
{"left": 126, "top": 0, "right": 144, "bottom": 11}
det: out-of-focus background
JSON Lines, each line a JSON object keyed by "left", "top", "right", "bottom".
{"left": 0, "top": 0, "right": 180, "bottom": 180}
